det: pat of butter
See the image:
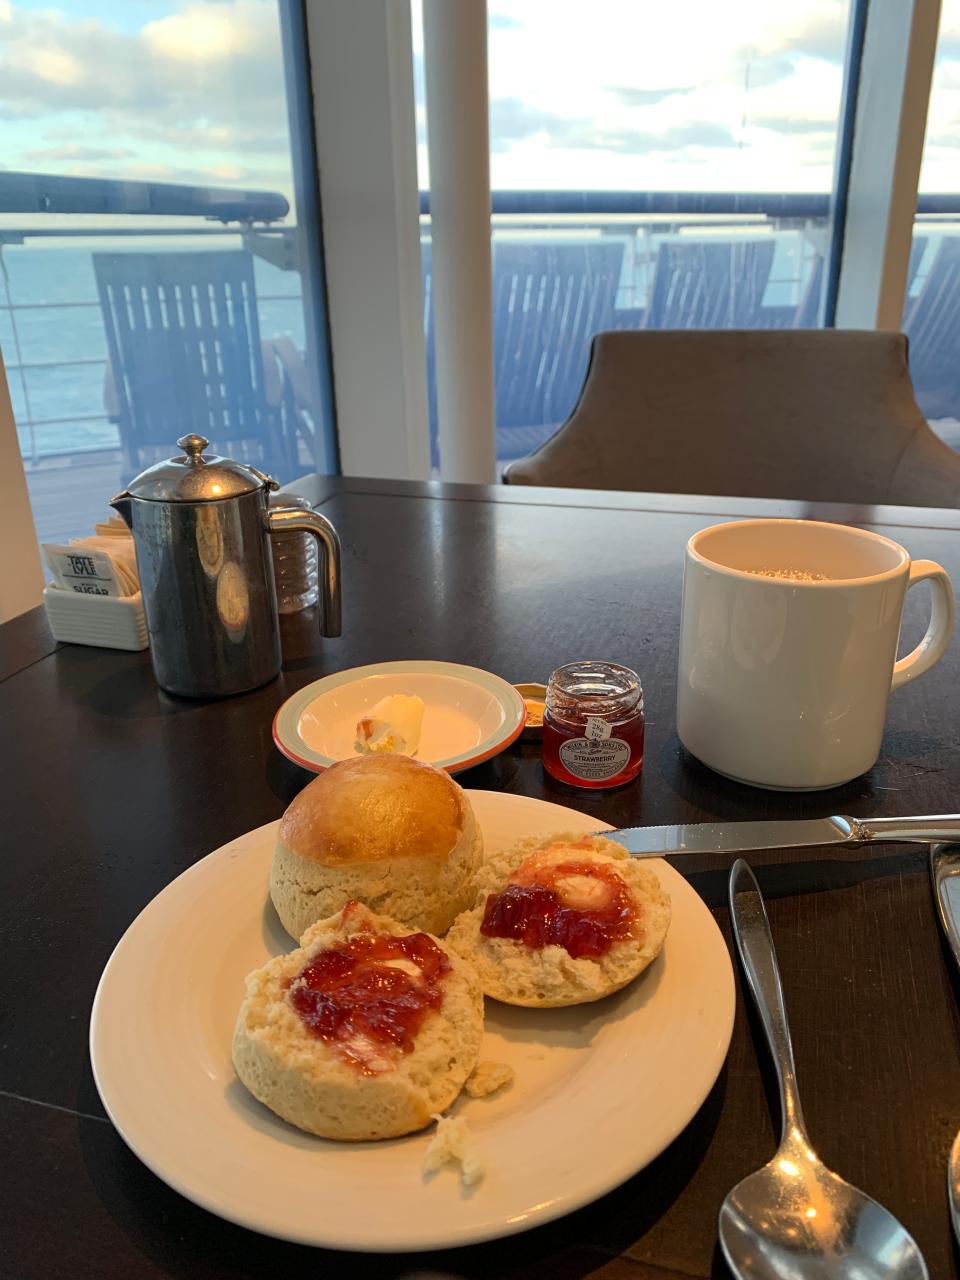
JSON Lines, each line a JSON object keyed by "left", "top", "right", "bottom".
{"left": 340, "top": 1033, "right": 394, "bottom": 1074}
{"left": 380, "top": 958, "right": 424, "bottom": 980}
{"left": 355, "top": 694, "right": 424, "bottom": 756}
{"left": 555, "top": 874, "right": 612, "bottom": 911}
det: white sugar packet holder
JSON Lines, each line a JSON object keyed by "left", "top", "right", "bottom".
{"left": 43, "top": 584, "right": 148, "bottom": 651}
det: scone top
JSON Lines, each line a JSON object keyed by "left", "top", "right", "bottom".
{"left": 279, "top": 754, "right": 468, "bottom": 867}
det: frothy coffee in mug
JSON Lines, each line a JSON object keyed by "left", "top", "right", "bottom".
{"left": 746, "top": 567, "right": 832, "bottom": 582}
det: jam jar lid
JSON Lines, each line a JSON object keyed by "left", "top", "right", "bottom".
{"left": 546, "top": 661, "right": 643, "bottom": 721}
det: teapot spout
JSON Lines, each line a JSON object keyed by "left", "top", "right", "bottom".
{"left": 110, "top": 491, "right": 133, "bottom": 529}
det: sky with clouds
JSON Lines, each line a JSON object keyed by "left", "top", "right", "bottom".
{"left": 0, "top": 0, "right": 957, "bottom": 217}
{"left": 0, "top": 0, "right": 294, "bottom": 211}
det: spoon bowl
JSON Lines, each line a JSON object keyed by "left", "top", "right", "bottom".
{"left": 949, "top": 1124, "right": 960, "bottom": 1246}
{"left": 720, "top": 1133, "right": 928, "bottom": 1279}
{"left": 723, "top": 859, "right": 928, "bottom": 1280}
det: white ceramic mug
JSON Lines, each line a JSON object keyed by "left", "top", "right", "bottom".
{"left": 676, "top": 518, "right": 955, "bottom": 790}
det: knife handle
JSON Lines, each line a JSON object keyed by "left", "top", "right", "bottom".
{"left": 931, "top": 845, "right": 960, "bottom": 977}
{"left": 857, "top": 815, "right": 960, "bottom": 844}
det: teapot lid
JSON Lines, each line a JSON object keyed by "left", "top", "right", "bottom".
{"left": 123, "top": 435, "right": 280, "bottom": 502}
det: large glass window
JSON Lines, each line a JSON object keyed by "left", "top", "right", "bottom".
{"left": 904, "top": 2, "right": 960, "bottom": 451}
{"left": 0, "top": 0, "right": 335, "bottom": 545}
{"left": 413, "top": 0, "right": 852, "bottom": 471}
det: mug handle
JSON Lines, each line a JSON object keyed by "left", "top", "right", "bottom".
{"left": 891, "top": 560, "right": 955, "bottom": 691}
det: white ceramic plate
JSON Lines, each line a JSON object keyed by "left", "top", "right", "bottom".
{"left": 272, "top": 660, "right": 527, "bottom": 774}
{"left": 90, "top": 792, "right": 735, "bottom": 1252}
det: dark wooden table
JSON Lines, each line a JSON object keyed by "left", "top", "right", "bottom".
{"left": 4, "top": 477, "right": 960, "bottom": 1280}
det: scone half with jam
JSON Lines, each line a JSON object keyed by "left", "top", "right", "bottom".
{"left": 446, "top": 832, "right": 671, "bottom": 1008}
{"left": 233, "top": 901, "right": 483, "bottom": 1141}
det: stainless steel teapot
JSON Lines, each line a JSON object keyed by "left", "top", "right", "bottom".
{"left": 111, "top": 434, "right": 341, "bottom": 698}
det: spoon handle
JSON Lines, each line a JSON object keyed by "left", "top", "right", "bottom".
{"left": 728, "top": 859, "right": 807, "bottom": 1143}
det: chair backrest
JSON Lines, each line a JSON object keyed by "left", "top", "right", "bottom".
{"left": 93, "top": 251, "right": 272, "bottom": 461}
{"left": 904, "top": 235, "right": 960, "bottom": 418}
{"left": 644, "top": 239, "right": 775, "bottom": 329}
{"left": 421, "top": 238, "right": 625, "bottom": 463}
{"left": 504, "top": 329, "right": 960, "bottom": 507}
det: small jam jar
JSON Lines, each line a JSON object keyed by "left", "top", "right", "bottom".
{"left": 543, "top": 660, "right": 644, "bottom": 789}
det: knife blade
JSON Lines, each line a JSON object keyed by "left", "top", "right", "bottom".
{"left": 604, "top": 814, "right": 960, "bottom": 859}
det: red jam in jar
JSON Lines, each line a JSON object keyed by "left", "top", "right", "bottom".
{"left": 287, "top": 926, "right": 450, "bottom": 1074}
{"left": 480, "top": 847, "right": 638, "bottom": 958}
{"left": 543, "top": 661, "right": 644, "bottom": 789}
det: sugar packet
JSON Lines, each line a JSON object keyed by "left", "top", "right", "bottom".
{"left": 43, "top": 536, "right": 139, "bottom": 597}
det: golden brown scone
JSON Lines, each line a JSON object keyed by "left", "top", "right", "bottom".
{"left": 232, "top": 901, "right": 484, "bottom": 1141}
{"left": 270, "top": 755, "right": 483, "bottom": 939}
{"left": 447, "top": 832, "right": 671, "bottom": 1008}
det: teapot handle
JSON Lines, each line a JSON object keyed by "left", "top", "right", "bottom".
{"left": 265, "top": 506, "right": 342, "bottom": 637}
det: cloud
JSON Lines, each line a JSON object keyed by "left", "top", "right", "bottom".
{"left": 613, "top": 54, "right": 794, "bottom": 112}
{"left": 746, "top": 113, "right": 836, "bottom": 135}
{"left": 643, "top": 122, "right": 738, "bottom": 150}
{"left": 130, "top": 120, "right": 290, "bottom": 156}
{"left": 754, "top": 11, "right": 848, "bottom": 63}
{"left": 113, "top": 159, "right": 292, "bottom": 188}
{"left": 612, "top": 86, "right": 696, "bottom": 108}
{"left": 925, "top": 131, "right": 960, "bottom": 151}
{"left": 142, "top": 5, "right": 262, "bottom": 61}
{"left": 0, "top": 0, "right": 291, "bottom": 186}
{"left": 479, "top": 0, "right": 850, "bottom": 193}
{"left": 490, "top": 97, "right": 551, "bottom": 149}
{"left": 744, "top": 58, "right": 796, "bottom": 88}
{"left": 20, "top": 144, "right": 137, "bottom": 164}
{"left": 490, "top": 96, "right": 736, "bottom": 155}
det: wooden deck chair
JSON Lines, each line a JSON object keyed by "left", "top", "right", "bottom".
{"left": 421, "top": 239, "right": 625, "bottom": 464}
{"left": 94, "top": 250, "right": 295, "bottom": 481}
{"left": 794, "top": 236, "right": 927, "bottom": 329}
{"left": 643, "top": 239, "right": 775, "bottom": 329}
{"left": 904, "top": 236, "right": 960, "bottom": 420}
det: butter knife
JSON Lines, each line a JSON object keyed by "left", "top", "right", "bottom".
{"left": 929, "top": 844, "right": 960, "bottom": 1247}
{"left": 604, "top": 814, "right": 960, "bottom": 859}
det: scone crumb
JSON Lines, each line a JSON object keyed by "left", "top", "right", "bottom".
{"left": 423, "top": 1114, "right": 484, "bottom": 1187}
{"left": 464, "top": 1060, "right": 514, "bottom": 1099}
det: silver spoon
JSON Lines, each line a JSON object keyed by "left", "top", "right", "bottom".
{"left": 721, "top": 858, "right": 928, "bottom": 1279}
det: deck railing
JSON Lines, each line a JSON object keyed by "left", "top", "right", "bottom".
{"left": 3, "top": 191, "right": 960, "bottom": 465}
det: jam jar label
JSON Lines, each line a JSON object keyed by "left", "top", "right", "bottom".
{"left": 558, "top": 736, "right": 631, "bottom": 781}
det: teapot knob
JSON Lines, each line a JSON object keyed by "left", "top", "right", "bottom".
{"left": 177, "top": 434, "right": 210, "bottom": 463}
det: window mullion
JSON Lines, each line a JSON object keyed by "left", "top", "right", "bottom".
{"left": 835, "top": 0, "right": 942, "bottom": 331}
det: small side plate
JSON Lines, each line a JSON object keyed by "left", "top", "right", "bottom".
{"left": 273, "top": 660, "right": 527, "bottom": 774}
